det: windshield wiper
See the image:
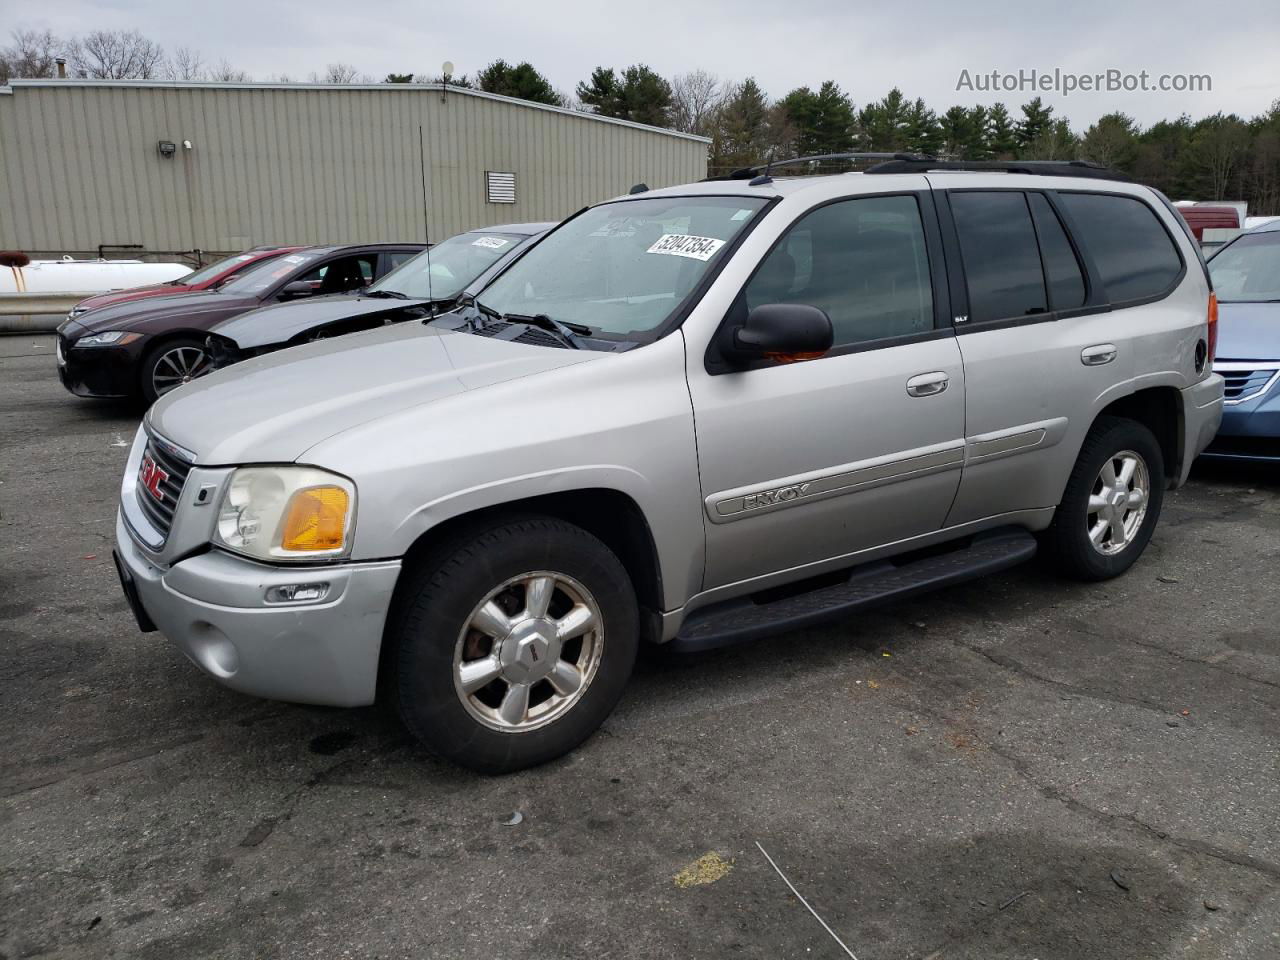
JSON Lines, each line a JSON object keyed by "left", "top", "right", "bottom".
{"left": 457, "top": 297, "right": 592, "bottom": 349}
{"left": 503, "top": 312, "right": 592, "bottom": 343}
{"left": 363, "top": 289, "right": 410, "bottom": 300}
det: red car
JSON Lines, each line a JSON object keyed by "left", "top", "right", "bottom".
{"left": 67, "top": 245, "right": 303, "bottom": 319}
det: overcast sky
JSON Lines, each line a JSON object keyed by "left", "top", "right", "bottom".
{"left": 15, "top": 0, "right": 1280, "bottom": 127}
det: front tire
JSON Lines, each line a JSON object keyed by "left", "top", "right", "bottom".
{"left": 388, "top": 516, "right": 639, "bottom": 774}
{"left": 1043, "top": 416, "right": 1165, "bottom": 580}
{"left": 140, "top": 337, "right": 211, "bottom": 404}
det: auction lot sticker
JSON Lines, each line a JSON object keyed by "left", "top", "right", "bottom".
{"left": 646, "top": 234, "right": 725, "bottom": 261}
{"left": 472, "top": 236, "right": 511, "bottom": 249}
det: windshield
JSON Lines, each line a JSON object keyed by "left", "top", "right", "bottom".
{"left": 373, "top": 232, "right": 528, "bottom": 300}
{"left": 477, "top": 196, "right": 769, "bottom": 338}
{"left": 178, "top": 251, "right": 275, "bottom": 287}
{"left": 219, "top": 251, "right": 323, "bottom": 295}
{"left": 1209, "top": 231, "right": 1280, "bottom": 302}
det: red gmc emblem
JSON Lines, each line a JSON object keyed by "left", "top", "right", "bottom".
{"left": 139, "top": 455, "right": 169, "bottom": 502}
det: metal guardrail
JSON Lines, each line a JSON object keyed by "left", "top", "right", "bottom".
{"left": 0, "top": 293, "right": 83, "bottom": 332}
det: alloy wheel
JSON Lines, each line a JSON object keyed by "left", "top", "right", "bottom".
{"left": 1086, "top": 449, "right": 1150, "bottom": 556}
{"left": 452, "top": 571, "right": 605, "bottom": 733}
{"left": 151, "top": 345, "right": 210, "bottom": 397}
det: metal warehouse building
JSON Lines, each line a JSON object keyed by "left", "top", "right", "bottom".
{"left": 0, "top": 80, "right": 709, "bottom": 258}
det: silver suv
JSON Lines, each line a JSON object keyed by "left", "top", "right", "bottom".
{"left": 113, "top": 159, "right": 1225, "bottom": 773}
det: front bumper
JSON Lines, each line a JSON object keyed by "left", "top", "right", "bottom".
{"left": 1200, "top": 366, "right": 1280, "bottom": 462}
{"left": 56, "top": 333, "right": 145, "bottom": 398}
{"left": 115, "top": 511, "right": 401, "bottom": 706}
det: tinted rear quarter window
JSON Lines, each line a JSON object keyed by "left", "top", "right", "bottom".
{"left": 1027, "top": 193, "right": 1086, "bottom": 310}
{"left": 1057, "top": 193, "right": 1182, "bottom": 303}
{"left": 950, "top": 191, "right": 1047, "bottom": 323}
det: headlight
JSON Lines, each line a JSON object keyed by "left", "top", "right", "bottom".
{"left": 77, "top": 331, "right": 142, "bottom": 347}
{"left": 214, "top": 466, "right": 356, "bottom": 562}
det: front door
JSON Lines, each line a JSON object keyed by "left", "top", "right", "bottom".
{"left": 686, "top": 191, "right": 967, "bottom": 591}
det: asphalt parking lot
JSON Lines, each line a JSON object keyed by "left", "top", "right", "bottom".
{"left": 2, "top": 332, "right": 1278, "bottom": 960}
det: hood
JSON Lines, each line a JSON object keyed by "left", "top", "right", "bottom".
{"left": 75, "top": 281, "right": 192, "bottom": 313}
{"left": 147, "top": 321, "right": 605, "bottom": 464}
{"left": 210, "top": 294, "right": 430, "bottom": 349}
{"left": 60, "top": 290, "right": 260, "bottom": 339}
{"left": 1216, "top": 301, "right": 1280, "bottom": 361}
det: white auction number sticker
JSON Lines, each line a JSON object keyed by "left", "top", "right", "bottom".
{"left": 645, "top": 234, "right": 726, "bottom": 261}
{"left": 472, "top": 236, "right": 511, "bottom": 249}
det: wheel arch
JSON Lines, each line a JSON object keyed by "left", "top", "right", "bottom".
{"left": 394, "top": 487, "right": 666, "bottom": 640}
{"left": 1093, "top": 385, "right": 1183, "bottom": 486}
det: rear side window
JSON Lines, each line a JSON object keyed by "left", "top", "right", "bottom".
{"left": 1028, "top": 194, "right": 1086, "bottom": 310}
{"left": 743, "top": 194, "right": 935, "bottom": 347}
{"left": 1056, "top": 193, "right": 1182, "bottom": 302}
{"left": 950, "top": 192, "right": 1048, "bottom": 323}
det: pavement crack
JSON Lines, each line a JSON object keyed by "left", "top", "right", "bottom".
{"left": 1117, "top": 634, "right": 1280, "bottom": 692}
{"left": 983, "top": 739, "right": 1280, "bottom": 883}
{"left": 953, "top": 641, "right": 1173, "bottom": 716}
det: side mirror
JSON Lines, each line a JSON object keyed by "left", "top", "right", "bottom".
{"left": 723, "top": 303, "right": 833, "bottom": 365}
{"left": 279, "top": 280, "right": 315, "bottom": 300}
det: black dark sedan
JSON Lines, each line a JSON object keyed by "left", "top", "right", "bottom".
{"left": 56, "top": 243, "right": 423, "bottom": 403}
{"left": 206, "top": 223, "right": 551, "bottom": 370}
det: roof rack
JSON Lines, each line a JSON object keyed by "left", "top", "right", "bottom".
{"left": 704, "top": 152, "right": 937, "bottom": 184}
{"left": 865, "top": 158, "right": 1132, "bottom": 181}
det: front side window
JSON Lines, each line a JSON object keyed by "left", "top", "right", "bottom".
{"left": 298, "top": 255, "right": 377, "bottom": 295}
{"left": 742, "top": 194, "right": 935, "bottom": 347}
{"left": 375, "top": 232, "right": 528, "bottom": 301}
{"left": 1056, "top": 193, "right": 1182, "bottom": 302}
{"left": 1208, "top": 231, "right": 1280, "bottom": 302}
{"left": 951, "top": 192, "right": 1048, "bottom": 323}
{"left": 478, "top": 196, "right": 768, "bottom": 339}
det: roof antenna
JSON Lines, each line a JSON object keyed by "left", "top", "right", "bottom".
{"left": 628, "top": 183, "right": 649, "bottom": 194}
{"left": 749, "top": 149, "right": 775, "bottom": 186}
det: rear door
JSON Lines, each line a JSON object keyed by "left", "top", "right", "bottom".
{"left": 937, "top": 184, "right": 1184, "bottom": 524}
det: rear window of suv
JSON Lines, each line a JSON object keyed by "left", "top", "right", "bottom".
{"left": 1056, "top": 193, "right": 1182, "bottom": 303}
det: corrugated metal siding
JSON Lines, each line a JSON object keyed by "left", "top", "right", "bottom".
{"left": 0, "top": 82, "right": 709, "bottom": 253}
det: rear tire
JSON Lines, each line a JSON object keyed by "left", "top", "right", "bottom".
{"left": 387, "top": 516, "right": 638, "bottom": 774}
{"left": 140, "top": 337, "right": 211, "bottom": 404}
{"left": 1042, "top": 416, "right": 1165, "bottom": 581}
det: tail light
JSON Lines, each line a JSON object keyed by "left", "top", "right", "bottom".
{"left": 1206, "top": 292, "right": 1219, "bottom": 366}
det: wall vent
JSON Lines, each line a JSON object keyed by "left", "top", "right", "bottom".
{"left": 485, "top": 171, "right": 516, "bottom": 204}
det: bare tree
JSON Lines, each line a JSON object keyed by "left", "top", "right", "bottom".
{"left": 167, "top": 46, "right": 206, "bottom": 81}
{"left": 1, "top": 28, "right": 63, "bottom": 83}
{"left": 669, "top": 70, "right": 723, "bottom": 135}
{"left": 209, "top": 59, "right": 251, "bottom": 82}
{"left": 313, "top": 62, "right": 361, "bottom": 84}
{"left": 69, "top": 29, "right": 166, "bottom": 79}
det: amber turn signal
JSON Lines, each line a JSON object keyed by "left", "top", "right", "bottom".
{"left": 280, "top": 486, "right": 350, "bottom": 552}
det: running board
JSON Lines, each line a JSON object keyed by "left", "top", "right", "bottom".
{"left": 669, "top": 527, "right": 1037, "bottom": 653}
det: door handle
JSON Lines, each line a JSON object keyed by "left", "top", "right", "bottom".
{"left": 906, "top": 371, "right": 949, "bottom": 397}
{"left": 1081, "top": 343, "right": 1117, "bottom": 366}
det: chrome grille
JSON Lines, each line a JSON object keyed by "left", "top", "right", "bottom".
{"left": 135, "top": 433, "right": 193, "bottom": 542}
{"left": 1217, "top": 365, "right": 1280, "bottom": 405}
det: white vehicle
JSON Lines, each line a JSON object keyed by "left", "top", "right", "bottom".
{"left": 0, "top": 255, "right": 188, "bottom": 294}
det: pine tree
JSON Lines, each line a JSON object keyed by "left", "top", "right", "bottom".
{"left": 1016, "top": 96, "right": 1054, "bottom": 148}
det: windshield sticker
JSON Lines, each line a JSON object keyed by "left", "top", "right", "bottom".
{"left": 282, "top": 255, "right": 308, "bottom": 264}
{"left": 646, "top": 234, "right": 725, "bottom": 261}
{"left": 235, "top": 254, "right": 254, "bottom": 261}
{"left": 472, "top": 236, "right": 511, "bottom": 249}
{"left": 730, "top": 209, "right": 753, "bottom": 221}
